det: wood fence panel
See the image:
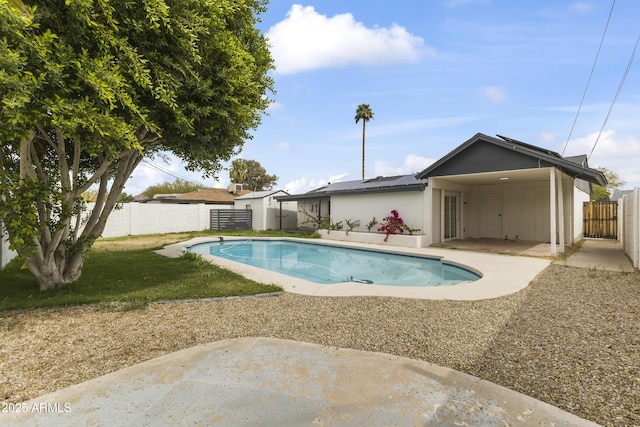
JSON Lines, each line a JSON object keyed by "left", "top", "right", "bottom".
{"left": 210, "top": 209, "right": 252, "bottom": 231}
{"left": 583, "top": 201, "right": 617, "bottom": 239}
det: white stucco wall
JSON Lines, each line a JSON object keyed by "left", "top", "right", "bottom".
{"left": 295, "top": 198, "right": 331, "bottom": 229}
{"left": 329, "top": 191, "right": 426, "bottom": 234}
{"left": 1, "top": 222, "right": 18, "bottom": 269}
{"left": 621, "top": 189, "right": 639, "bottom": 268}
{"left": 237, "top": 197, "right": 264, "bottom": 230}
{"left": 573, "top": 184, "right": 590, "bottom": 242}
{"left": 234, "top": 191, "right": 295, "bottom": 230}
{"left": 267, "top": 202, "right": 298, "bottom": 230}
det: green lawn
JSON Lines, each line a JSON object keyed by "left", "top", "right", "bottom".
{"left": 0, "top": 230, "right": 313, "bottom": 313}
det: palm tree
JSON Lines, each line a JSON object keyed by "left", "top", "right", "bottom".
{"left": 355, "top": 104, "right": 374, "bottom": 180}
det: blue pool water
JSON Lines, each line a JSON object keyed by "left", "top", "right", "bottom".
{"left": 188, "top": 240, "right": 480, "bottom": 287}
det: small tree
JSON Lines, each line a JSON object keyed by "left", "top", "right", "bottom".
{"left": 142, "top": 179, "right": 206, "bottom": 199}
{"left": 229, "top": 159, "right": 278, "bottom": 190}
{"left": 591, "top": 167, "right": 625, "bottom": 201}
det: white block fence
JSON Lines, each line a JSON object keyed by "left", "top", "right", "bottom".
{"left": 82, "top": 202, "right": 216, "bottom": 238}
{"left": 0, "top": 203, "right": 223, "bottom": 269}
{"left": 620, "top": 188, "right": 640, "bottom": 268}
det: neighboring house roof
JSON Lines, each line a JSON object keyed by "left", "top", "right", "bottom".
{"left": 162, "top": 188, "right": 252, "bottom": 204}
{"left": 611, "top": 189, "right": 633, "bottom": 201}
{"left": 234, "top": 190, "right": 289, "bottom": 200}
{"left": 416, "top": 133, "right": 607, "bottom": 186}
{"left": 276, "top": 175, "right": 426, "bottom": 201}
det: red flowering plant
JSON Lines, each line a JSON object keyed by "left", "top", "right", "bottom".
{"left": 377, "top": 210, "right": 410, "bottom": 242}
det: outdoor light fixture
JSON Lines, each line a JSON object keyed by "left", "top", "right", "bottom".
{"left": 499, "top": 177, "right": 509, "bottom": 181}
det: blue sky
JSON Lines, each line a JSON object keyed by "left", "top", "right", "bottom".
{"left": 125, "top": 0, "right": 640, "bottom": 195}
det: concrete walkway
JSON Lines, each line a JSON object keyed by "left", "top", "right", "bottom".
{"left": 0, "top": 337, "right": 598, "bottom": 426}
{"left": 555, "top": 238, "right": 635, "bottom": 272}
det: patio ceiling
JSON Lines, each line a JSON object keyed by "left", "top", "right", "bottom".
{"left": 431, "top": 168, "right": 551, "bottom": 186}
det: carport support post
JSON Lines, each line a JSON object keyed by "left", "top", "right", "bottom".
{"left": 556, "top": 169, "right": 565, "bottom": 254}
{"left": 549, "top": 168, "right": 557, "bottom": 256}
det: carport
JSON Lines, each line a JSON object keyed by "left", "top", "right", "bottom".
{"left": 417, "top": 134, "right": 607, "bottom": 256}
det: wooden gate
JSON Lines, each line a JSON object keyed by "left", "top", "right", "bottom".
{"left": 210, "top": 209, "right": 252, "bottom": 231}
{"left": 583, "top": 201, "right": 617, "bottom": 239}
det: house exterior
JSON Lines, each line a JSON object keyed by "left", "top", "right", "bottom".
{"left": 277, "top": 175, "right": 427, "bottom": 234}
{"left": 234, "top": 190, "right": 298, "bottom": 231}
{"left": 278, "top": 133, "right": 607, "bottom": 255}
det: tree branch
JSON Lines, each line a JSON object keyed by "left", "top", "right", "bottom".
{"left": 18, "top": 130, "right": 36, "bottom": 181}
{"left": 35, "top": 124, "right": 57, "bottom": 150}
{"left": 71, "top": 137, "right": 81, "bottom": 191}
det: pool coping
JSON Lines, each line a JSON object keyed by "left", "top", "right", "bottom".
{"left": 157, "top": 237, "right": 551, "bottom": 301}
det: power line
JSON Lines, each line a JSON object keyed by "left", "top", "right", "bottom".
{"left": 588, "top": 33, "right": 640, "bottom": 160}
{"left": 141, "top": 159, "right": 205, "bottom": 186}
{"left": 562, "top": 0, "right": 616, "bottom": 156}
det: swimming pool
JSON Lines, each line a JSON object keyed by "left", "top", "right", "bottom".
{"left": 187, "top": 240, "right": 480, "bottom": 287}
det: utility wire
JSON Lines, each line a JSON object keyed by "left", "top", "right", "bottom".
{"left": 588, "top": 33, "right": 640, "bottom": 160}
{"left": 141, "top": 159, "right": 205, "bottom": 186}
{"left": 562, "top": 0, "right": 616, "bottom": 156}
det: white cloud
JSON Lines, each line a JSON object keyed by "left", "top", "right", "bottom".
{"left": 266, "top": 101, "right": 284, "bottom": 112}
{"left": 373, "top": 154, "right": 435, "bottom": 176}
{"left": 275, "top": 141, "right": 291, "bottom": 151}
{"left": 266, "top": 5, "right": 433, "bottom": 75}
{"left": 565, "top": 130, "right": 640, "bottom": 188}
{"left": 285, "top": 172, "right": 350, "bottom": 194}
{"left": 481, "top": 86, "right": 507, "bottom": 103}
{"left": 539, "top": 132, "right": 557, "bottom": 145}
{"left": 570, "top": 2, "right": 595, "bottom": 13}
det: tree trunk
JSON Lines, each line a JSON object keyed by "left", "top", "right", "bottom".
{"left": 361, "top": 120, "right": 366, "bottom": 180}
{"left": 27, "top": 249, "right": 87, "bottom": 291}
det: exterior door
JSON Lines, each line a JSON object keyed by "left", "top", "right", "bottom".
{"left": 482, "top": 193, "right": 502, "bottom": 238}
{"left": 444, "top": 193, "right": 459, "bottom": 240}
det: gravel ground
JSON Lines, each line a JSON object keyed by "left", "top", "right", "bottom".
{"left": 1, "top": 264, "right": 638, "bottom": 426}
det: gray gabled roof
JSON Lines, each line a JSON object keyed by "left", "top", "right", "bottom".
{"left": 276, "top": 175, "right": 427, "bottom": 201}
{"left": 611, "top": 189, "right": 633, "bottom": 201}
{"left": 415, "top": 133, "right": 607, "bottom": 186}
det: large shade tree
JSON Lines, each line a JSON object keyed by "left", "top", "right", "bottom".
{"left": 354, "top": 104, "right": 373, "bottom": 180}
{"left": 229, "top": 159, "right": 278, "bottom": 191}
{"left": 0, "top": 0, "right": 274, "bottom": 290}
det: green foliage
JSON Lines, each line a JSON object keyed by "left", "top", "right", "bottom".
{"left": 142, "top": 179, "right": 206, "bottom": 199}
{"left": 354, "top": 104, "right": 374, "bottom": 124}
{"left": 300, "top": 208, "right": 331, "bottom": 230}
{"left": 83, "top": 189, "right": 134, "bottom": 202}
{"left": 344, "top": 219, "right": 360, "bottom": 235}
{"left": 0, "top": 0, "right": 274, "bottom": 289}
{"left": 591, "top": 167, "right": 626, "bottom": 201}
{"left": 229, "top": 159, "right": 278, "bottom": 190}
{"left": 366, "top": 217, "right": 378, "bottom": 232}
{"left": 0, "top": 245, "right": 282, "bottom": 312}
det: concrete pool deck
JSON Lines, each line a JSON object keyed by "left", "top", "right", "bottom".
{"left": 157, "top": 237, "right": 551, "bottom": 300}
